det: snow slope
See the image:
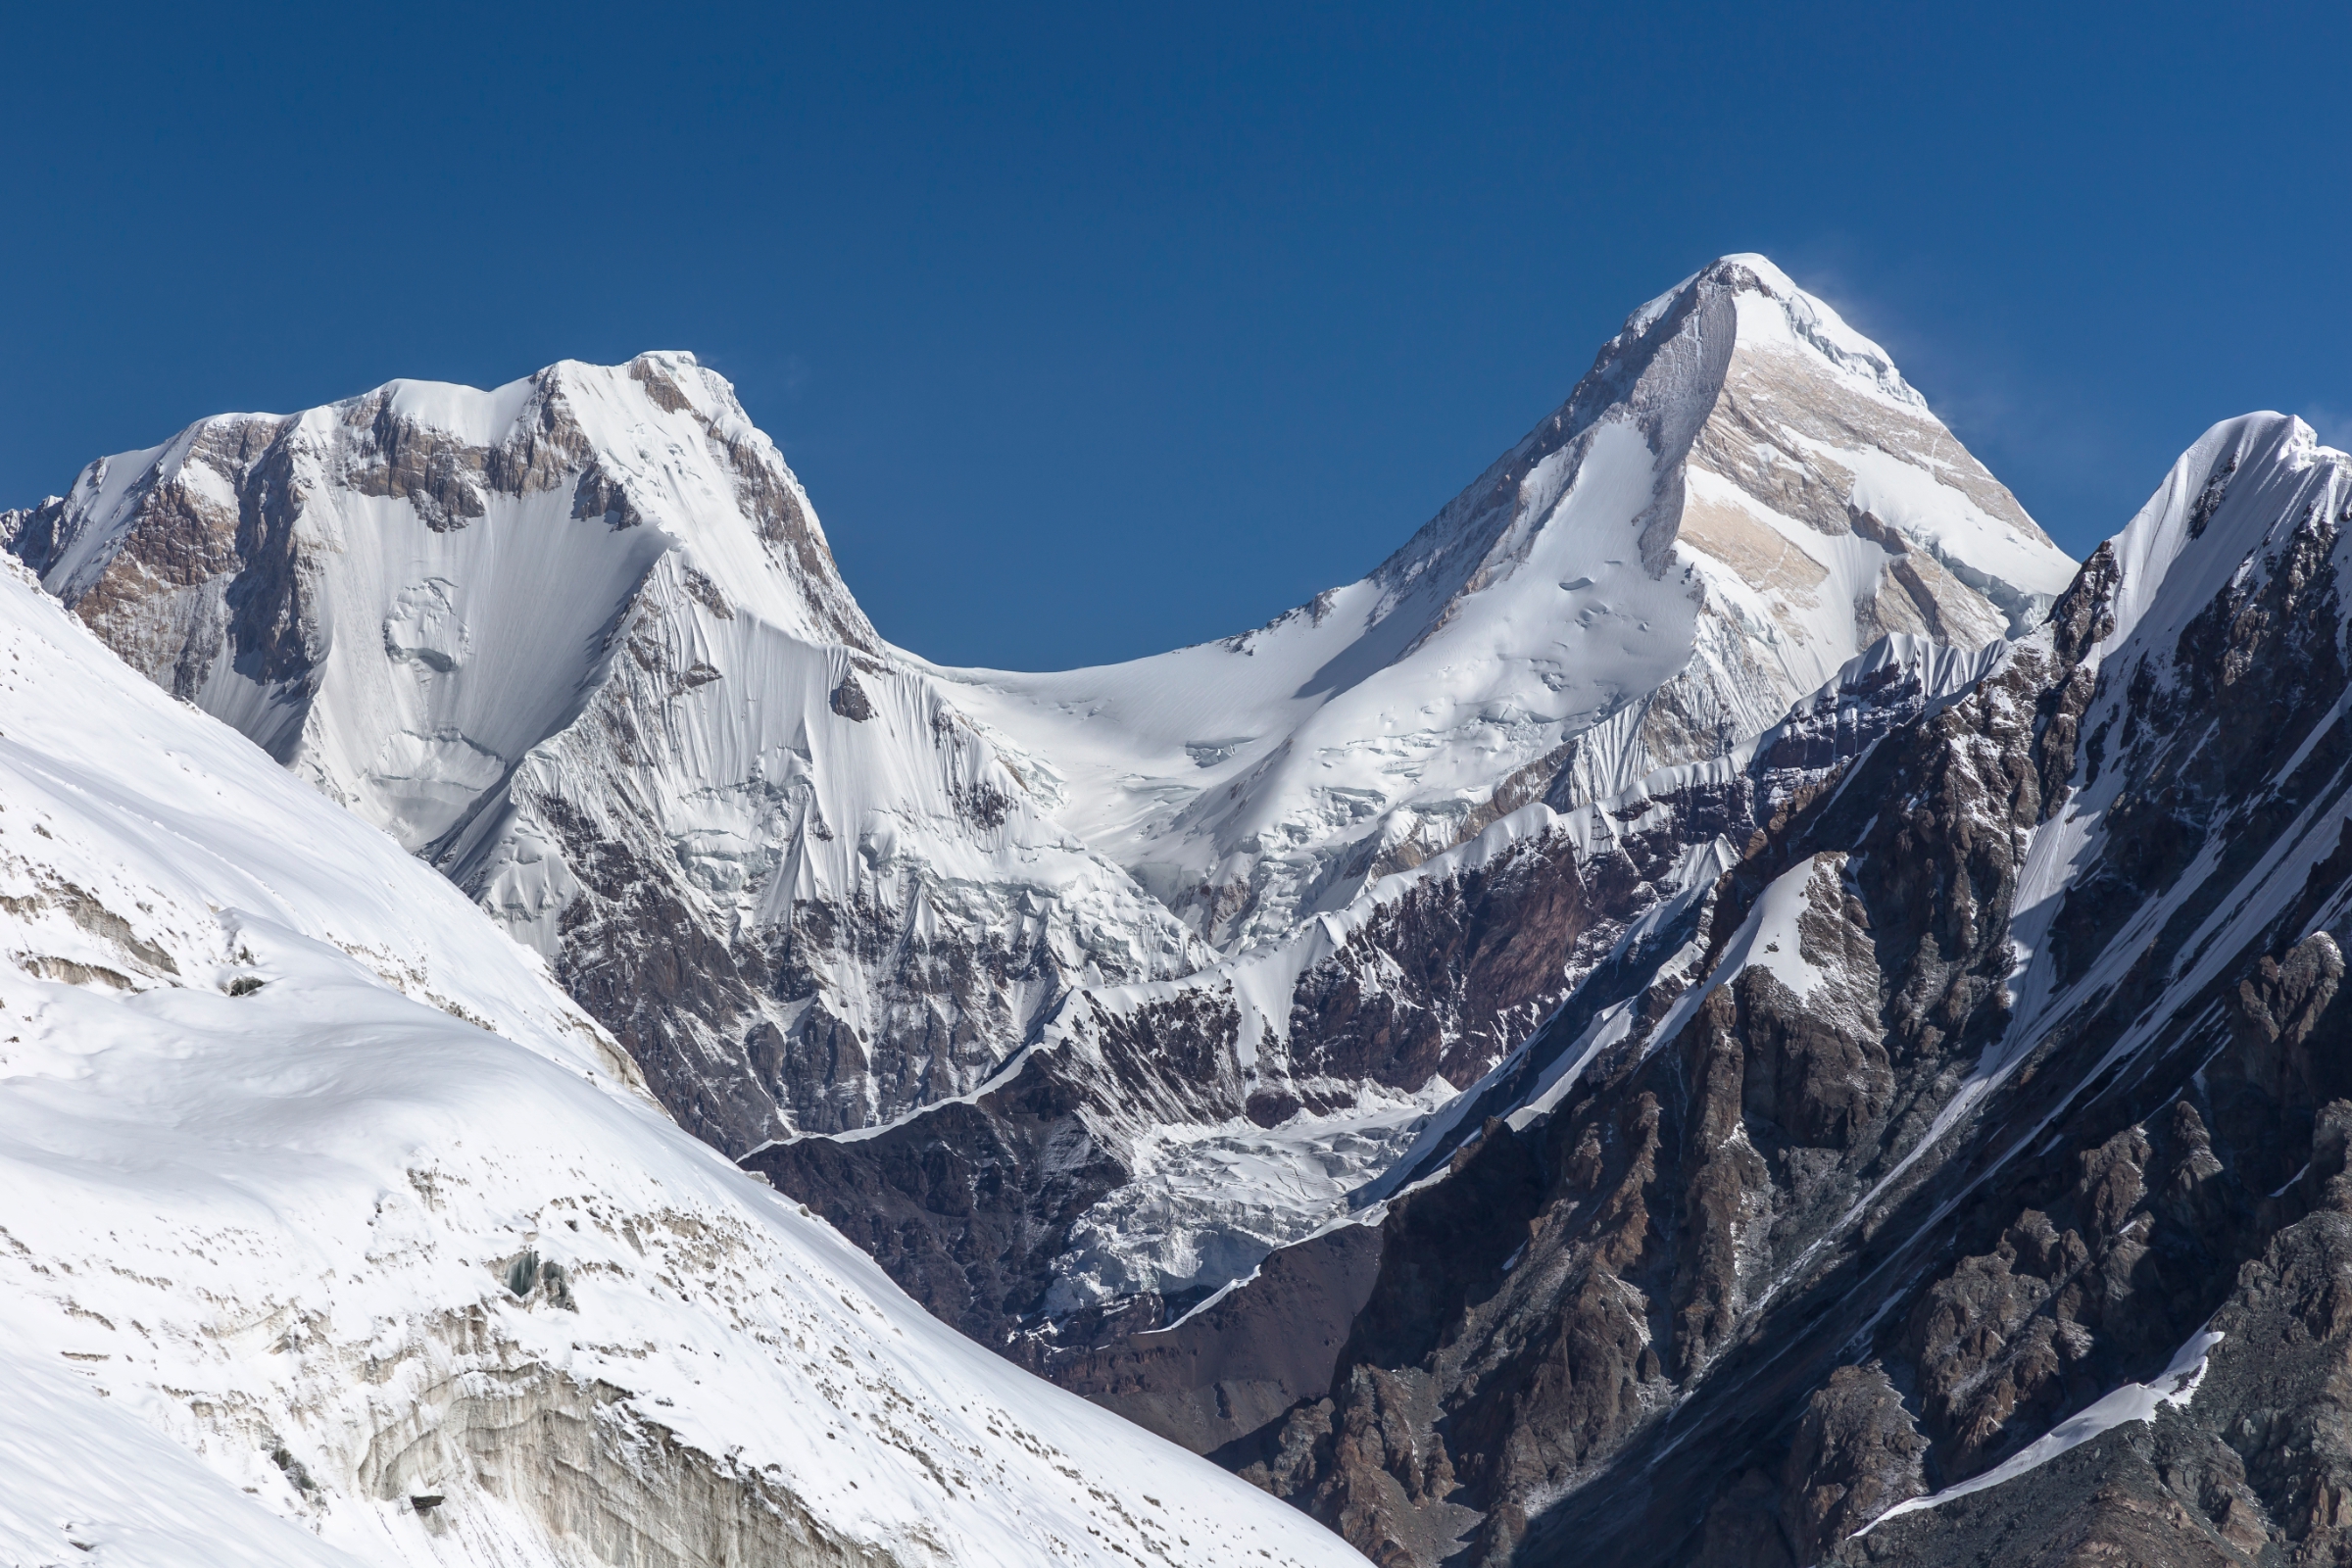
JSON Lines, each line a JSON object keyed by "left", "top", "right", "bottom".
{"left": 2, "top": 354, "right": 1204, "bottom": 1152}
{"left": 0, "top": 555, "right": 1362, "bottom": 1567}
{"left": 928, "top": 256, "right": 2074, "bottom": 951}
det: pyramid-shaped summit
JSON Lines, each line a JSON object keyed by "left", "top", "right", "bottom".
{"left": 933, "top": 253, "right": 2078, "bottom": 950}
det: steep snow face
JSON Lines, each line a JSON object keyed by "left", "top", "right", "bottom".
{"left": 0, "top": 558, "right": 1363, "bottom": 1568}
{"left": 3, "top": 354, "right": 1205, "bottom": 1152}
{"left": 928, "top": 256, "right": 2074, "bottom": 950}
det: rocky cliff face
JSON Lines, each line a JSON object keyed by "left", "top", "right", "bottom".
{"left": 2, "top": 354, "right": 1204, "bottom": 1155}
{"left": 1107, "top": 413, "right": 2352, "bottom": 1565}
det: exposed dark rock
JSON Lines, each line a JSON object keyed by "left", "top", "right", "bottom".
{"left": 745, "top": 1052, "right": 1126, "bottom": 1344}
{"left": 1838, "top": 1203, "right": 2352, "bottom": 1568}
{"left": 828, "top": 671, "right": 873, "bottom": 721}
{"left": 1051, "top": 1221, "right": 1386, "bottom": 1454}
{"left": 1288, "top": 833, "right": 1613, "bottom": 1092}
{"left": 1110, "top": 425, "right": 2352, "bottom": 1566}
{"left": 1778, "top": 1364, "right": 1927, "bottom": 1563}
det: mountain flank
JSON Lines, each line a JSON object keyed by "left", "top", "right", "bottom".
{"left": 32, "top": 257, "right": 2345, "bottom": 1566}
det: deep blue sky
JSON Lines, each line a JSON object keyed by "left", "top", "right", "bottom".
{"left": 5, "top": 3, "right": 2348, "bottom": 669}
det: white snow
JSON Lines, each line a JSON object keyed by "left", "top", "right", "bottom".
{"left": 0, "top": 1330, "right": 370, "bottom": 1568}
{"left": 1859, "top": 1330, "right": 2224, "bottom": 1535}
{"left": 1835, "top": 440, "right": 2078, "bottom": 605}
{"left": 1043, "top": 1083, "right": 1453, "bottom": 1313}
{"left": 0, "top": 556, "right": 1363, "bottom": 1567}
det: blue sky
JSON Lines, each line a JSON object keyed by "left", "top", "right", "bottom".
{"left": 4, "top": 2, "right": 2347, "bottom": 669}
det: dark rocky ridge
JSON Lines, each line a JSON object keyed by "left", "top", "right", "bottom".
{"left": 1097, "top": 415, "right": 2352, "bottom": 1565}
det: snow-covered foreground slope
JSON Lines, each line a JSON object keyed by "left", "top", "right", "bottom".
{"left": 0, "top": 557, "right": 1363, "bottom": 1567}
{"left": 932, "top": 255, "right": 2074, "bottom": 951}
{"left": 2, "top": 354, "right": 1203, "bottom": 1153}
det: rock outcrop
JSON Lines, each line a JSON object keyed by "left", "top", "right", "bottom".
{"left": 752, "top": 635, "right": 2007, "bottom": 1364}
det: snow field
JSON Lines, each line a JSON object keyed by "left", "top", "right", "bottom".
{"left": 0, "top": 557, "right": 1364, "bottom": 1567}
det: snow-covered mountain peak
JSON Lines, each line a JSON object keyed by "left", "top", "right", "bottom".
{"left": 2089, "top": 412, "right": 2352, "bottom": 661}
{"left": 5, "top": 262, "right": 2064, "bottom": 1152}
{"left": 931, "top": 253, "right": 2076, "bottom": 950}
{"left": 6, "top": 355, "right": 1207, "bottom": 1152}
{"left": 1362, "top": 254, "right": 2041, "bottom": 637}
{"left": 13, "top": 351, "right": 877, "bottom": 680}
{"left": 1620, "top": 253, "right": 1923, "bottom": 411}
